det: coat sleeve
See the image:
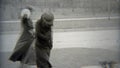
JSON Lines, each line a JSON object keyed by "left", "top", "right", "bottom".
{"left": 35, "top": 20, "right": 49, "bottom": 41}
{"left": 22, "top": 16, "right": 33, "bottom": 30}
{"left": 49, "top": 30, "right": 53, "bottom": 49}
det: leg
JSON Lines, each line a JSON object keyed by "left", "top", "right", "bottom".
{"left": 35, "top": 47, "right": 52, "bottom": 68}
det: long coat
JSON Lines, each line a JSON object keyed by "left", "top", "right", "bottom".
{"left": 9, "top": 12, "right": 54, "bottom": 68}
{"left": 35, "top": 18, "right": 53, "bottom": 68}
{"left": 9, "top": 17, "right": 34, "bottom": 62}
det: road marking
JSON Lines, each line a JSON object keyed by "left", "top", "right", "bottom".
{"left": 0, "top": 16, "right": 120, "bottom": 23}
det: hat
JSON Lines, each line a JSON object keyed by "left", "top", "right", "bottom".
{"left": 21, "top": 8, "right": 31, "bottom": 18}
{"left": 41, "top": 12, "right": 54, "bottom": 22}
{"left": 41, "top": 12, "right": 54, "bottom": 26}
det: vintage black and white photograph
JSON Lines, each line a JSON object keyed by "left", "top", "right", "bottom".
{"left": 0, "top": 0, "right": 120, "bottom": 68}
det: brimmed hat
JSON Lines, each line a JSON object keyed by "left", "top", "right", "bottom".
{"left": 41, "top": 12, "right": 54, "bottom": 26}
{"left": 41, "top": 12, "right": 54, "bottom": 22}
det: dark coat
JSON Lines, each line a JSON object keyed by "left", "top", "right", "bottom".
{"left": 9, "top": 17, "right": 34, "bottom": 62}
{"left": 9, "top": 12, "right": 54, "bottom": 68}
{"left": 35, "top": 18, "right": 53, "bottom": 68}
{"left": 35, "top": 12, "right": 54, "bottom": 68}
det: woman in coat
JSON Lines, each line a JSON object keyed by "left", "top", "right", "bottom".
{"left": 9, "top": 8, "right": 35, "bottom": 64}
{"left": 35, "top": 12, "right": 54, "bottom": 68}
{"left": 9, "top": 8, "right": 54, "bottom": 68}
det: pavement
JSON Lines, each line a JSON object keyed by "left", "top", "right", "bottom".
{"left": 0, "top": 29, "right": 120, "bottom": 68}
{"left": 0, "top": 48, "right": 120, "bottom": 68}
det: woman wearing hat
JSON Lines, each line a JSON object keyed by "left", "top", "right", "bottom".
{"left": 9, "top": 7, "right": 35, "bottom": 63}
{"left": 9, "top": 9, "right": 54, "bottom": 68}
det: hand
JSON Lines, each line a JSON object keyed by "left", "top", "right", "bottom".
{"left": 23, "top": 14, "right": 28, "bottom": 18}
{"left": 29, "top": 29, "right": 35, "bottom": 38}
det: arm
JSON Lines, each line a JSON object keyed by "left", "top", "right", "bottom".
{"left": 36, "top": 32, "right": 49, "bottom": 40}
{"left": 49, "top": 30, "right": 53, "bottom": 49}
